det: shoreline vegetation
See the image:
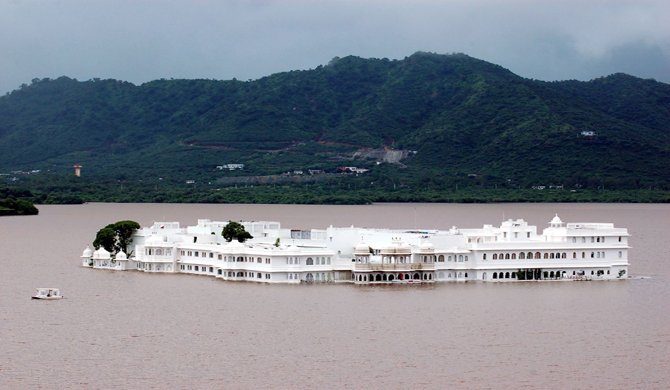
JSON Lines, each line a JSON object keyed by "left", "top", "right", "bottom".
{"left": 0, "top": 198, "right": 38, "bottom": 216}
{"left": 5, "top": 183, "right": 669, "bottom": 205}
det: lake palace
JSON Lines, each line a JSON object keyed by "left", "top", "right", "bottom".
{"left": 81, "top": 214, "right": 629, "bottom": 283}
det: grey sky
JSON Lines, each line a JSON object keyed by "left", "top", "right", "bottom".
{"left": 1, "top": 0, "right": 668, "bottom": 94}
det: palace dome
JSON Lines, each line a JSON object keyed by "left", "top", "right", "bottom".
{"left": 93, "top": 247, "right": 111, "bottom": 259}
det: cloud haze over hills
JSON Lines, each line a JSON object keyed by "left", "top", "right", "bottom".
{"left": 1, "top": 0, "right": 668, "bottom": 94}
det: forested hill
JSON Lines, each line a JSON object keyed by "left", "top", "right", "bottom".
{"left": 1, "top": 52, "right": 669, "bottom": 191}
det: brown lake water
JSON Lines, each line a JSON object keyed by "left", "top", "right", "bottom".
{"left": 1, "top": 203, "right": 669, "bottom": 389}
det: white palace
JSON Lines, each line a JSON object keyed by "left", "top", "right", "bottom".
{"left": 81, "top": 214, "right": 630, "bottom": 284}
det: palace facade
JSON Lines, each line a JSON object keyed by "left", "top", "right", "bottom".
{"left": 81, "top": 215, "right": 630, "bottom": 284}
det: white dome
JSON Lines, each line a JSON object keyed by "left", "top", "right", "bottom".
{"left": 115, "top": 250, "right": 127, "bottom": 260}
{"left": 550, "top": 214, "right": 563, "bottom": 224}
{"left": 81, "top": 246, "right": 93, "bottom": 258}
{"left": 93, "top": 247, "right": 111, "bottom": 259}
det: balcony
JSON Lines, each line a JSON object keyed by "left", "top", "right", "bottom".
{"left": 353, "top": 262, "right": 435, "bottom": 271}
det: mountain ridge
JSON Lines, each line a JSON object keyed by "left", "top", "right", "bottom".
{"left": 1, "top": 52, "right": 669, "bottom": 193}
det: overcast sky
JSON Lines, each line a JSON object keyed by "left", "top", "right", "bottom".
{"left": 1, "top": 0, "right": 668, "bottom": 94}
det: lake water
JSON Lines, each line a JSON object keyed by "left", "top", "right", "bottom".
{"left": 1, "top": 203, "right": 668, "bottom": 389}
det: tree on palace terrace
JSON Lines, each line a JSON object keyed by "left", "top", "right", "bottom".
{"left": 222, "top": 221, "right": 253, "bottom": 243}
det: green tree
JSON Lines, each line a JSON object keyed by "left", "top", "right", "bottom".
{"left": 93, "top": 220, "right": 140, "bottom": 254}
{"left": 222, "top": 221, "right": 253, "bottom": 243}
{"left": 93, "top": 226, "right": 116, "bottom": 253}
{"left": 114, "top": 220, "right": 141, "bottom": 254}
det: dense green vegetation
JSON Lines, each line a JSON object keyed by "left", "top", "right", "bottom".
{"left": 1, "top": 52, "right": 668, "bottom": 203}
{"left": 93, "top": 220, "right": 140, "bottom": 254}
{"left": 0, "top": 188, "right": 38, "bottom": 216}
{"left": 221, "top": 221, "right": 253, "bottom": 243}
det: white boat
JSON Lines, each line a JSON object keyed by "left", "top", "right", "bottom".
{"left": 31, "top": 288, "right": 63, "bottom": 300}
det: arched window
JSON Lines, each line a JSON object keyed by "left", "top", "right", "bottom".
{"left": 550, "top": 253, "right": 555, "bottom": 259}
{"left": 505, "top": 272, "right": 510, "bottom": 279}
{"left": 505, "top": 253, "right": 510, "bottom": 260}
{"left": 458, "top": 255, "right": 463, "bottom": 262}
{"left": 543, "top": 253, "right": 549, "bottom": 259}
{"left": 483, "top": 254, "right": 487, "bottom": 260}
{"left": 493, "top": 254, "right": 498, "bottom": 260}
{"left": 493, "top": 272, "right": 498, "bottom": 279}
{"left": 562, "top": 253, "right": 566, "bottom": 259}
{"left": 535, "top": 252, "right": 541, "bottom": 259}
{"left": 511, "top": 253, "right": 517, "bottom": 259}
{"left": 438, "top": 255, "right": 444, "bottom": 262}
{"left": 306, "top": 257, "right": 314, "bottom": 265}
{"left": 528, "top": 252, "right": 533, "bottom": 259}
{"left": 519, "top": 252, "right": 526, "bottom": 259}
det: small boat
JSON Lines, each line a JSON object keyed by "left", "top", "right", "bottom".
{"left": 31, "top": 288, "right": 63, "bottom": 300}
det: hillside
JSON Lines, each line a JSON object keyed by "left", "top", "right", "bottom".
{"left": 1, "top": 52, "right": 669, "bottom": 200}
